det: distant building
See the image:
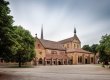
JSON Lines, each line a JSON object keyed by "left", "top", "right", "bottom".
{"left": 34, "top": 26, "right": 95, "bottom": 65}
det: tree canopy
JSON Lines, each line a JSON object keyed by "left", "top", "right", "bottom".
{"left": 0, "top": 0, "right": 36, "bottom": 67}
{"left": 97, "top": 34, "right": 110, "bottom": 62}
{"left": 82, "top": 44, "right": 98, "bottom": 54}
{"left": 91, "top": 44, "right": 98, "bottom": 54}
{"left": 12, "top": 26, "right": 35, "bottom": 67}
{"left": 0, "top": 0, "right": 14, "bottom": 59}
{"left": 82, "top": 45, "right": 92, "bottom": 52}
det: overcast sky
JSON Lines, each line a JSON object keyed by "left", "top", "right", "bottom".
{"left": 8, "top": 0, "right": 110, "bottom": 46}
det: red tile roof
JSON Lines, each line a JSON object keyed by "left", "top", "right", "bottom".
{"left": 40, "top": 39, "right": 66, "bottom": 50}
{"left": 67, "top": 48, "right": 93, "bottom": 54}
{"left": 58, "top": 34, "right": 80, "bottom": 44}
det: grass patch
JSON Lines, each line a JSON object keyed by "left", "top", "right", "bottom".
{"left": 94, "top": 64, "right": 102, "bottom": 66}
{"left": 0, "top": 63, "right": 34, "bottom": 68}
{"left": 8, "top": 65, "right": 34, "bottom": 68}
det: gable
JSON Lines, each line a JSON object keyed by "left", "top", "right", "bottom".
{"left": 35, "top": 38, "right": 45, "bottom": 50}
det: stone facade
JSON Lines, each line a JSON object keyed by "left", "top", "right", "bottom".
{"left": 33, "top": 27, "right": 96, "bottom": 65}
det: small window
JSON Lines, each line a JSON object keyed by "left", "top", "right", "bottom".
{"left": 51, "top": 51, "right": 57, "bottom": 54}
{"left": 74, "top": 44, "right": 76, "bottom": 48}
{"left": 38, "top": 44, "right": 41, "bottom": 48}
{"left": 51, "top": 51, "right": 54, "bottom": 54}
{"left": 39, "top": 52, "right": 42, "bottom": 55}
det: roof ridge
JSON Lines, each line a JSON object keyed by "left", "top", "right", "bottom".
{"left": 40, "top": 39, "right": 57, "bottom": 43}
{"left": 39, "top": 39, "right": 65, "bottom": 50}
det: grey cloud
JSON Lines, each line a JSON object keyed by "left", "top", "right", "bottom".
{"left": 8, "top": 0, "right": 110, "bottom": 46}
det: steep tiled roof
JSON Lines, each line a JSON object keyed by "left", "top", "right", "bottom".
{"left": 58, "top": 34, "right": 80, "bottom": 44}
{"left": 58, "top": 37, "right": 73, "bottom": 44}
{"left": 67, "top": 48, "right": 93, "bottom": 54}
{"left": 40, "top": 39, "right": 66, "bottom": 50}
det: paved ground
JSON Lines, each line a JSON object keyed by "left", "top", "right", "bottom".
{"left": 0, "top": 64, "right": 110, "bottom": 80}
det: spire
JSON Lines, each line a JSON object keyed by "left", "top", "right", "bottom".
{"left": 74, "top": 27, "right": 76, "bottom": 34}
{"left": 35, "top": 33, "right": 37, "bottom": 38}
{"left": 41, "top": 24, "right": 43, "bottom": 40}
{"left": 73, "top": 27, "right": 80, "bottom": 43}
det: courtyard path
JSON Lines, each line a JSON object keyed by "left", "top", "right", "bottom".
{"left": 0, "top": 64, "right": 110, "bottom": 80}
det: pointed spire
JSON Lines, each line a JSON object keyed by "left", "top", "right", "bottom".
{"left": 35, "top": 33, "right": 37, "bottom": 38}
{"left": 41, "top": 24, "right": 44, "bottom": 40}
{"left": 74, "top": 27, "right": 76, "bottom": 34}
{"left": 73, "top": 27, "right": 80, "bottom": 43}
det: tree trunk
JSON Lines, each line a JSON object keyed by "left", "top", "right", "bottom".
{"left": 18, "top": 52, "right": 21, "bottom": 67}
{"left": 19, "top": 61, "right": 21, "bottom": 67}
{"left": 94, "top": 54, "right": 96, "bottom": 64}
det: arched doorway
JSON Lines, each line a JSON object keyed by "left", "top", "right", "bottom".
{"left": 78, "top": 56, "right": 82, "bottom": 63}
{"left": 68, "top": 59, "right": 73, "bottom": 65}
{"left": 39, "top": 58, "right": 43, "bottom": 64}
{"left": 91, "top": 57, "right": 93, "bottom": 63}
{"left": 85, "top": 58, "right": 88, "bottom": 64}
{"left": 58, "top": 61, "right": 61, "bottom": 65}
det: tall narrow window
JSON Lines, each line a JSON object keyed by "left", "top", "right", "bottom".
{"left": 74, "top": 44, "right": 76, "bottom": 48}
{"left": 38, "top": 44, "right": 41, "bottom": 48}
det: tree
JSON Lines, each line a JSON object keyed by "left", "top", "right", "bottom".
{"left": 100, "top": 34, "right": 110, "bottom": 55}
{"left": 82, "top": 44, "right": 98, "bottom": 64}
{"left": 97, "top": 34, "right": 110, "bottom": 66}
{"left": 0, "top": 0, "right": 35, "bottom": 67}
{"left": 91, "top": 44, "right": 98, "bottom": 54}
{"left": 91, "top": 44, "right": 98, "bottom": 64}
{"left": 82, "top": 45, "right": 92, "bottom": 52}
{"left": 0, "top": 0, "right": 14, "bottom": 59}
{"left": 12, "top": 26, "right": 35, "bottom": 67}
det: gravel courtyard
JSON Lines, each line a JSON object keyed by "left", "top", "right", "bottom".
{"left": 0, "top": 64, "right": 110, "bottom": 80}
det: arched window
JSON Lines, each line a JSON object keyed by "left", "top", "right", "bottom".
{"left": 39, "top": 52, "right": 42, "bottom": 55}
{"left": 38, "top": 44, "right": 41, "bottom": 48}
{"left": 74, "top": 44, "right": 76, "bottom": 48}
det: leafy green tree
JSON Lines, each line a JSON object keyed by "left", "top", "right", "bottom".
{"left": 0, "top": 0, "right": 35, "bottom": 67}
{"left": 91, "top": 44, "right": 98, "bottom": 64}
{"left": 82, "top": 44, "right": 98, "bottom": 64}
{"left": 0, "top": 0, "right": 14, "bottom": 59}
{"left": 100, "top": 34, "right": 110, "bottom": 55}
{"left": 12, "top": 26, "right": 35, "bottom": 67}
{"left": 82, "top": 45, "right": 92, "bottom": 52}
{"left": 91, "top": 44, "right": 98, "bottom": 54}
{"left": 97, "top": 34, "right": 110, "bottom": 66}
